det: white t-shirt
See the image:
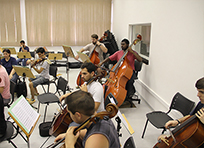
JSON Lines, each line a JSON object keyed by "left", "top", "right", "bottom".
{"left": 87, "top": 81, "right": 105, "bottom": 113}
{"left": 37, "top": 60, "right": 50, "bottom": 79}
{"left": 83, "top": 43, "right": 105, "bottom": 62}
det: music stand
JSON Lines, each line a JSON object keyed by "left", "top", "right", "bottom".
{"left": 62, "top": 45, "right": 75, "bottom": 58}
{"left": 77, "top": 51, "right": 91, "bottom": 63}
{"left": 13, "top": 65, "right": 35, "bottom": 79}
{"left": 2, "top": 47, "right": 16, "bottom": 54}
{"left": 0, "top": 47, "right": 2, "bottom": 52}
{"left": 48, "top": 53, "right": 63, "bottom": 61}
{"left": 17, "top": 52, "right": 32, "bottom": 59}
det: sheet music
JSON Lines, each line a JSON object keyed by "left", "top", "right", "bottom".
{"left": 8, "top": 95, "right": 39, "bottom": 133}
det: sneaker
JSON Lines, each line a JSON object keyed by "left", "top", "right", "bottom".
{"left": 34, "top": 93, "right": 39, "bottom": 96}
{"left": 26, "top": 98, "right": 36, "bottom": 104}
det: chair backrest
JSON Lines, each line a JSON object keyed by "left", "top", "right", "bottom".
{"left": 134, "top": 60, "right": 143, "bottom": 79}
{"left": 58, "top": 52, "right": 67, "bottom": 58}
{"left": 49, "top": 65, "right": 57, "bottom": 78}
{"left": 57, "top": 77, "right": 68, "bottom": 94}
{"left": 9, "top": 81, "right": 16, "bottom": 106}
{"left": 168, "top": 92, "right": 195, "bottom": 116}
{"left": 123, "top": 136, "right": 136, "bottom": 148}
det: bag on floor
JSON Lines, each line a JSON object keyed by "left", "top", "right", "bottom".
{"left": 16, "top": 78, "right": 27, "bottom": 98}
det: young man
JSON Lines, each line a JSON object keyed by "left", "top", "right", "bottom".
{"left": 158, "top": 77, "right": 204, "bottom": 147}
{"left": 17, "top": 40, "right": 31, "bottom": 66}
{"left": 60, "top": 62, "right": 104, "bottom": 113}
{"left": 55, "top": 90, "right": 120, "bottom": 148}
{"left": 98, "top": 38, "right": 142, "bottom": 100}
{"left": 75, "top": 34, "right": 108, "bottom": 62}
{"left": 27, "top": 47, "right": 50, "bottom": 104}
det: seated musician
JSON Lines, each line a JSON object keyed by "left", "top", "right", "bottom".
{"left": 1, "top": 49, "right": 19, "bottom": 83}
{"left": 17, "top": 40, "right": 31, "bottom": 66}
{"left": 75, "top": 34, "right": 108, "bottom": 62}
{"left": 60, "top": 62, "right": 105, "bottom": 113}
{"left": 55, "top": 90, "right": 120, "bottom": 148}
{"left": 98, "top": 38, "right": 142, "bottom": 101}
{"left": 26, "top": 47, "right": 51, "bottom": 104}
{"left": 158, "top": 77, "right": 204, "bottom": 148}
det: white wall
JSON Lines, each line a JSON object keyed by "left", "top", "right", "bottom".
{"left": 112, "top": 0, "right": 204, "bottom": 114}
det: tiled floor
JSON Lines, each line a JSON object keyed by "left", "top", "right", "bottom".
{"left": 1, "top": 58, "right": 164, "bottom": 148}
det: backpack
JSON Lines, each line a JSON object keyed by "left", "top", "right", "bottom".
{"left": 16, "top": 78, "right": 27, "bottom": 98}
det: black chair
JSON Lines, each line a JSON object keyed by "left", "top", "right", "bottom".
{"left": 123, "top": 136, "right": 136, "bottom": 148}
{"left": 30, "top": 51, "right": 35, "bottom": 58}
{"left": 126, "top": 60, "right": 143, "bottom": 107}
{"left": 37, "top": 77, "right": 68, "bottom": 122}
{"left": 141, "top": 92, "right": 195, "bottom": 138}
{"left": 4, "top": 81, "right": 16, "bottom": 108}
{"left": 0, "top": 121, "right": 18, "bottom": 148}
{"left": 40, "top": 65, "right": 58, "bottom": 93}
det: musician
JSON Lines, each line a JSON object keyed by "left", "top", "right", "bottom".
{"left": 158, "top": 77, "right": 204, "bottom": 148}
{"left": 55, "top": 90, "right": 120, "bottom": 148}
{"left": 17, "top": 40, "right": 31, "bottom": 66}
{"left": 60, "top": 62, "right": 105, "bottom": 113}
{"left": 0, "top": 94, "right": 7, "bottom": 138}
{"left": 98, "top": 38, "right": 142, "bottom": 101}
{"left": 26, "top": 47, "right": 51, "bottom": 104}
{"left": 1, "top": 48, "right": 19, "bottom": 83}
{"left": 0, "top": 64, "right": 10, "bottom": 105}
{"left": 74, "top": 34, "right": 108, "bottom": 62}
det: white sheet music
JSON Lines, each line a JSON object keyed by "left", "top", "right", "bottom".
{"left": 8, "top": 95, "right": 39, "bottom": 133}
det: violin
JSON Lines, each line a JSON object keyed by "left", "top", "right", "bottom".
{"left": 103, "top": 34, "right": 142, "bottom": 107}
{"left": 31, "top": 58, "right": 46, "bottom": 68}
{"left": 47, "top": 103, "right": 118, "bottom": 148}
{"left": 153, "top": 115, "right": 204, "bottom": 148}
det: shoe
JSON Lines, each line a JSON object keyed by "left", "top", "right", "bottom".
{"left": 34, "top": 93, "right": 39, "bottom": 96}
{"left": 26, "top": 98, "right": 36, "bottom": 104}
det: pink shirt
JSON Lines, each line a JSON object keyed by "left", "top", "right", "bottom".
{"left": 109, "top": 50, "right": 139, "bottom": 70}
{"left": 0, "top": 66, "right": 10, "bottom": 99}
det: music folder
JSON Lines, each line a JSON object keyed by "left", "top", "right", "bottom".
{"left": 17, "top": 52, "right": 32, "bottom": 59}
{"left": 62, "top": 45, "right": 75, "bottom": 58}
{"left": 8, "top": 95, "right": 40, "bottom": 138}
{"left": 48, "top": 53, "right": 63, "bottom": 60}
{"left": 13, "top": 65, "right": 35, "bottom": 79}
{"left": 2, "top": 47, "right": 16, "bottom": 54}
{"left": 77, "top": 51, "right": 91, "bottom": 63}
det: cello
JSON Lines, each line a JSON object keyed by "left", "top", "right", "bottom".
{"left": 76, "top": 33, "right": 108, "bottom": 87}
{"left": 153, "top": 115, "right": 204, "bottom": 148}
{"left": 103, "top": 35, "right": 142, "bottom": 107}
{"left": 47, "top": 103, "right": 118, "bottom": 148}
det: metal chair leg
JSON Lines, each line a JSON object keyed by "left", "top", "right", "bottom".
{"left": 141, "top": 119, "right": 149, "bottom": 138}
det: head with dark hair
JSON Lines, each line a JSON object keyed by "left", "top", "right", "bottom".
{"left": 65, "top": 90, "right": 95, "bottom": 117}
{"left": 36, "top": 47, "right": 45, "bottom": 54}
{"left": 121, "top": 38, "right": 129, "bottom": 51}
{"left": 20, "top": 40, "right": 25, "bottom": 44}
{"left": 91, "top": 34, "right": 98, "bottom": 40}
{"left": 195, "top": 77, "right": 204, "bottom": 89}
{"left": 81, "top": 62, "right": 96, "bottom": 73}
{"left": 3, "top": 48, "right": 11, "bottom": 58}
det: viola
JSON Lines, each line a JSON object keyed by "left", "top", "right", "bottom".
{"left": 31, "top": 58, "right": 46, "bottom": 68}
{"left": 76, "top": 34, "right": 108, "bottom": 87}
{"left": 153, "top": 115, "right": 204, "bottom": 148}
{"left": 103, "top": 34, "right": 142, "bottom": 107}
{"left": 47, "top": 103, "right": 118, "bottom": 148}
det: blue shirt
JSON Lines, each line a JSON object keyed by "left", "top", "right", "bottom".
{"left": 19, "top": 46, "right": 29, "bottom": 52}
{"left": 1, "top": 57, "right": 17, "bottom": 74}
{"left": 190, "top": 101, "right": 204, "bottom": 115}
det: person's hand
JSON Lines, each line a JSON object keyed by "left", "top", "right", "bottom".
{"left": 164, "top": 120, "right": 178, "bottom": 129}
{"left": 157, "top": 134, "right": 167, "bottom": 141}
{"left": 127, "top": 47, "right": 134, "bottom": 53}
{"left": 59, "top": 94, "right": 66, "bottom": 102}
{"left": 195, "top": 108, "right": 204, "bottom": 124}
{"left": 9, "top": 74, "right": 13, "bottom": 80}
{"left": 98, "top": 62, "right": 102, "bottom": 67}
{"left": 54, "top": 133, "right": 66, "bottom": 142}
{"left": 79, "top": 84, "right": 88, "bottom": 92}
{"left": 65, "top": 126, "right": 80, "bottom": 148}
{"left": 75, "top": 55, "right": 79, "bottom": 60}
{"left": 96, "top": 41, "right": 101, "bottom": 46}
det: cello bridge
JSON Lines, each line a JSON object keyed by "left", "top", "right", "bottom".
{"left": 161, "top": 137, "right": 169, "bottom": 146}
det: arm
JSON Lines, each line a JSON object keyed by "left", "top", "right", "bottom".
{"left": 21, "top": 45, "right": 28, "bottom": 52}
{"left": 75, "top": 48, "right": 85, "bottom": 60}
{"left": 98, "top": 57, "right": 110, "bottom": 67}
{"left": 128, "top": 47, "right": 142, "bottom": 62}
{"left": 165, "top": 115, "right": 190, "bottom": 128}
{"left": 32, "top": 66, "right": 44, "bottom": 74}
{"left": 85, "top": 134, "right": 109, "bottom": 148}
{"left": 59, "top": 92, "right": 71, "bottom": 102}
{"left": 9, "top": 68, "right": 16, "bottom": 79}
{"left": 96, "top": 41, "right": 107, "bottom": 53}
